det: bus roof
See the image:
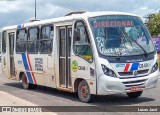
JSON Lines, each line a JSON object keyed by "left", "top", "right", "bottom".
{"left": 2, "top": 11, "right": 139, "bottom": 31}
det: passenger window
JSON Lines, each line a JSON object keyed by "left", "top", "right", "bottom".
{"left": 73, "top": 21, "right": 93, "bottom": 62}
{"left": 16, "top": 29, "right": 27, "bottom": 53}
{"left": 40, "top": 25, "right": 53, "bottom": 54}
{"left": 2, "top": 31, "right": 6, "bottom": 53}
{"left": 27, "top": 27, "right": 39, "bottom": 53}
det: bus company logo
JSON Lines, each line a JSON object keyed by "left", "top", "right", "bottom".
{"left": 133, "top": 71, "right": 138, "bottom": 76}
{"left": 116, "top": 64, "right": 125, "bottom": 67}
{"left": 72, "top": 60, "right": 78, "bottom": 72}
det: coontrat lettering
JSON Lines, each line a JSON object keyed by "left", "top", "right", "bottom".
{"left": 94, "top": 21, "right": 134, "bottom": 28}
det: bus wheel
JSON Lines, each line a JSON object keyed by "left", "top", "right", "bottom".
{"left": 126, "top": 91, "right": 143, "bottom": 98}
{"left": 22, "top": 74, "right": 29, "bottom": 89}
{"left": 21, "top": 74, "right": 36, "bottom": 89}
{"left": 78, "top": 80, "right": 93, "bottom": 103}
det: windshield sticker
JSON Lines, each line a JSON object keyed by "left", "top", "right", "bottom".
{"left": 96, "top": 37, "right": 129, "bottom": 55}
{"left": 72, "top": 60, "right": 78, "bottom": 72}
{"left": 96, "top": 37, "right": 105, "bottom": 51}
{"left": 96, "top": 37, "right": 124, "bottom": 55}
{"left": 137, "top": 36, "right": 147, "bottom": 45}
{"left": 96, "top": 37, "right": 115, "bottom": 54}
{"left": 94, "top": 21, "right": 134, "bottom": 28}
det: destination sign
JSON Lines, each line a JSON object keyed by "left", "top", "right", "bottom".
{"left": 94, "top": 21, "right": 134, "bottom": 28}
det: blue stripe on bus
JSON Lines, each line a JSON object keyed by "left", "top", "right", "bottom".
{"left": 130, "top": 63, "right": 139, "bottom": 71}
{"left": 22, "top": 53, "right": 33, "bottom": 84}
{"left": 17, "top": 24, "right": 21, "bottom": 29}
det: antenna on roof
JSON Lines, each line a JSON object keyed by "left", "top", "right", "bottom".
{"left": 29, "top": 0, "right": 40, "bottom": 22}
{"left": 65, "top": 11, "right": 86, "bottom": 16}
{"left": 35, "top": 0, "right": 37, "bottom": 19}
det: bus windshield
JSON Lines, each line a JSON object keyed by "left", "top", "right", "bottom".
{"left": 89, "top": 15, "right": 155, "bottom": 56}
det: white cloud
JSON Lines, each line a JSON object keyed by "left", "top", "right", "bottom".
{"left": 0, "top": 1, "right": 16, "bottom": 13}
{"left": 36, "top": 2, "right": 70, "bottom": 19}
{"left": 140, "top": 7, "right": 148, "bottom": 10}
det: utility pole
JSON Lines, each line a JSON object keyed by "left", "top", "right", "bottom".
{"left": 35, "top": 0, "right": 36, "bottom": 19}
{"left": 30, "top": 0, "right": 39, "bottom": 22}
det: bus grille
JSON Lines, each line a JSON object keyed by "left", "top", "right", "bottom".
{"left": 118, "top": 69, "right": 149, "bottom": 76}
{"left": 122, "top": 79, "right": 147, "bottom": 90}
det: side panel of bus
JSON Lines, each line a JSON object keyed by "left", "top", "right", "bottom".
{"left": 54, "top": 21, "right": 73, "bottom": 90}
{"left": 70, "top": 20, "right": 97, "bottom": 94}
{"left": 2, "top": 30, "right": 16, "bottom": 79}
{"left": 3, "top": 20, "right": 97, "bottom": 95}
{"left": 1, "top": 31, "right": 8, "bottom": 78}
{"left": 54, "top": 20, "right": 97, "bottom": 94}
{"left": 14, "top": 24, "right": 56, "bottom": 87}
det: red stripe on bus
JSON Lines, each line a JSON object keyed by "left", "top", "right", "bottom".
{"left": 124, "top": 63, "right": 130, "bottom": 72}
{"left": 27, "top": 54, "right": 37, "bottom": 84}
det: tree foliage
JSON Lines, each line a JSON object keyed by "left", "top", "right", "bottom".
{"left": 145, "top": 13, "right": 160, "bottom": 36}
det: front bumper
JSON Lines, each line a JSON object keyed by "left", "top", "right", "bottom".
{"left": 97, "top": 69, "right": 159, "bottom": 95}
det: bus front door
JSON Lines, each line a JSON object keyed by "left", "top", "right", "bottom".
{"left": 59, "top": 26, "right": 72, "bottom": 88}
{"left": 8, "top": 33, "right": 15, "bottom": 78}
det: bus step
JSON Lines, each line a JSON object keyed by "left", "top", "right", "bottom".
{"left": 58, "top": 86, "right": 73, "bottom": 92}
{"left": 9, "top": 77, "right": 17, "bottom": 80}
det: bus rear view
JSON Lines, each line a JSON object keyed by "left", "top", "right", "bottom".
{"left": 88, "top": 15, "right": 159, "bottom": 99}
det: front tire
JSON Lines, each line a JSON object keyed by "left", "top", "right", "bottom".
{"left": 126, "top": 91, "right": 143, "bottom": 98}
{"left": 78, "top": 80, "right": 93, "bottom": 103}
{"left": 22, "top": 73, "right": 36, "bottom": 89}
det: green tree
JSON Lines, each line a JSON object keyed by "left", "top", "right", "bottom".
{"left": 146, "top": 13, "right": 160, "bottom": 36}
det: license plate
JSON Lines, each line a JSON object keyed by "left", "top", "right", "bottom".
{"left": 130, "top": 86, "right": 142, "bottom": 91}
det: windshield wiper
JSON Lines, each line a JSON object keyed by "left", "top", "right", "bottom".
{"left": 119, "top": 28, "right": 148, "bottom": 57}
{"left": 132, "top": 40, "right": 148, "bottom": 57}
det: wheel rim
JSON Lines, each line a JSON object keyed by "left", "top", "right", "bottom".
{"left": 80, "top": 85, "right": 89, "bottom": 98}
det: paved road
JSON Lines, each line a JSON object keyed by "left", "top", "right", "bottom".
{"left": 0, "top": 64, "right": 160, "bottom": 114}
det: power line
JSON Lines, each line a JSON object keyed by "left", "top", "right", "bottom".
{"left": 144, "top": 7, "right": 159, "bottom": 18}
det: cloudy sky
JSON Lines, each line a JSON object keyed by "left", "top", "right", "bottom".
{"left": 0, "top": 0, "right": 160, "bottom": 28}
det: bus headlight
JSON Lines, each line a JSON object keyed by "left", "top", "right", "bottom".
{"left": 151, "top": 61, "right": 158, "bottom": 73}
{"left": 101, "top": 64, "right": 117, "bottom": 77}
